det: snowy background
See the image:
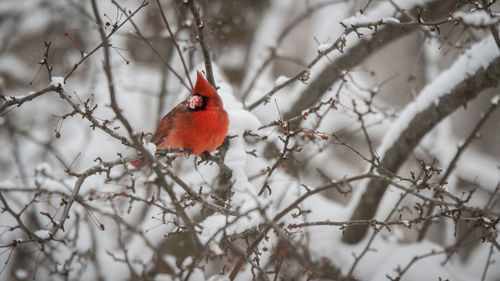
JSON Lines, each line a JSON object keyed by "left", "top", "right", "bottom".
{"left": 0, "top": 0, "right": 499, "bottom": 280}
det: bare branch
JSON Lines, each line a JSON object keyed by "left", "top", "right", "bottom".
{"left": 156, "top": 0, "right": 193, "bottom": 90}
{"left": 187, "top": 0, "right": 216, "bottom": 88}
{"left": 0, "top": 86, "right": 58, "bottom": 114}
{"left": 418, "top": 99, "right": 500, "bottom": 241}
{"left": 343, "top": 48, "right": 500, "bottom": 244}
{"left": 64, "top": 1, "right": 148, "bottom": 83}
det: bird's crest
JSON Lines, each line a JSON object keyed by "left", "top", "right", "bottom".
{"left": 194, "top": 71, "right": 217, "bottom": 98}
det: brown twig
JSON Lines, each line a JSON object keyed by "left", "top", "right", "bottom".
{"left": 41, "top": 41, "right": 53, "bottom": 82}
{"left": 481, "top": 243, "right": 495, "bottom": 281}
{"left": 111, "top": 0, "right": 191, "bottom": 91}
{"left": 91, "top": 0, "right": 202, "bottom": 250}
{"left": 64, "top": 1, "right": 148, "bottom": 83}
{"left": 343, "top": 54, "right": 500, "bottom": 244}
{"left": 240, "top": 0, "right": 345, "bottom": 101}
{"left": 229, "top": 173, "right": 372, "bottom": 280}
{"left": 0, "top": 86, "right": 58, "bottom": 115}
{"left": 248, "top": 12, "right": 454, "bottom": 111}
{"left": 417, "top": 100, "right": 500, "bottom": 241}
{"left": 186, "top": 0, "right": 216, "bottom": 88}
{"left": 258, "top": 130, "right": 296, "bottom": 196}
{"left": 156, "top": 0, "right": 193, "bottom": 90}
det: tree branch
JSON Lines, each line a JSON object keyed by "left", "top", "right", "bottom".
{"left": 187, "top": 0, "right": 216, "bottom": 88}
{"left": 342, "top": 45, "right": 500, "bottom": 244}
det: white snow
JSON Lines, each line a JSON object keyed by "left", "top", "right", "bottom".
{"left": 35, "top": 162, "right": 53, "bottom": 175}
{"left": 274, "top": 75, "right": 288, "bottom": 86}
{"left": 341, "top": 13, "right": 373, "bottom": 26}
{"left": 0, "top": 180, "right": 16, "bottom": 189}
{"left": 181, "top": 256, "right": 193, "bottom": 268}
{"left": 369, "top": 242, "right": 454, "bottom": 281}
{"left": 50, "top": 76, "right": 64, "bottom": 87}
{"left": 210, "top": 64, "right": 267, "bottom": 235}
{"left": 381, "top": 17, "right": 400, "bottom": 24}
{"left": 491, "top": 95, "right": 499, "bottom": 105}
{"left": 207, "top": 275, "right": 230, "bottom": 281}
{"left": 199, "top": 214, "right": 227, "bottom": 244}
{"left": 341, "top": 12, "right": 401, "bottom": 27}
{"left": 34, "top": 229, "right": 52, "bottom": 239}
{"left": 453, "top": 10, "right": 497, "bottom": 26}
{"left": 155, "top": 274, "right": 173, "bottom": 281}
{"left": 317, "top": 43, "right": 332, "bottom": 53}
{"left": 15, "top": 269, "right": 28, "bottom": 279}
{"left": 145, "top": 141, "right": 156, "bottom": 156}
{"left": 377, "top": 35, "right": 499, "bottom": 157}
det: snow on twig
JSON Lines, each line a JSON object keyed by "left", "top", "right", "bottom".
{"left": 377, "top": 35, "right": 500, "bottom": 157}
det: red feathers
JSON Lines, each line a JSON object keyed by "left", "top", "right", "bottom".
{"left": 131, "top": 71, "right": 229, "bottom": 167}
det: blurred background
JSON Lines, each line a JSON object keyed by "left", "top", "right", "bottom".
{"left": 1, "top": 0, "right": 499, "bottom": 280}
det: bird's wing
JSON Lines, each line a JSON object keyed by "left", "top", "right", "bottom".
{"left": 150, "top": 102, "right": 187, "bottom": 145}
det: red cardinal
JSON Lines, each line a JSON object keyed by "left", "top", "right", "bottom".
{"left": 131, "top": 71, "right": 229, "bottom": 167}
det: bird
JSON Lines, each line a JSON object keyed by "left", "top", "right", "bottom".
{"left": 131, "top": 71, "right": 229, "bottom": 167}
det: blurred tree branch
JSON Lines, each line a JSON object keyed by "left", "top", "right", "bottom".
{"left": 342, "top": 52, "right": 500, "bottom": 244}
{"left": 283, "top": 0, "right": 452, "bottom": 119}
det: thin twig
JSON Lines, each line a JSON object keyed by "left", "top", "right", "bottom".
{"left": 91, "top": 0, "right": 202, "bottom": 250}
{"left": 64, "top": 1, "right": 148, "bottom": 82}
{"left": 418, "top": 100, "right": 500, "bottom": 241}
{"left": 490, "top": 24, "right": 500, "bottom": 50}
{"left": 229, "top": 173, "right": 372, "bottom": 280}
{"left": 187, "top": 0, "right": 216, "bottom": 88}
{"left": 0, "top": 86, "right": 58, "bottom": 114}
{"left": 247, "top": 16, "right": 454, "bottom": 111}
{"left": 156, "top": 0, "right": 193, "bottom": 90}
{"left": 111, "top": 0, "right": 191, "bottom": 91}
{"left": 241, "top": 0, "right": 345, "bottom": 100}
{"left": 481, "top": 244, "right": 495, "bottom": 281}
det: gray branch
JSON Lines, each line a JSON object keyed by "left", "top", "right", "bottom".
{"left": 283, "top": 0, "right": 445, "bottom": 120}
{"left": 342, "top": 54, "right": 500, "bottom": 244}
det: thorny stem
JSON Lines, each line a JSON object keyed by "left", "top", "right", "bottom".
{"left": 229, "top": 173, "right": 372, "bottom": 280}
{"left": 111, "top": 1, "right": 190, "bottom": 91}
{"left": 417, "top": 100, "right": 500, "bottom": 241}
{"left": 258, "top": 130, "right": 295, "bottom": 196}
{"left": 347, "top": 189, "right": 412, "bottom": 277}
{"left": 64, "top": 1, "right": 148, "bottom": 83}
{"left": 0, "top": 86, "right": 58, "bottom": 115}
{"left": 241, "top": 0, "right": 345, "bottom": 101}
{"left": 247, "top": 16, "right": 454, "bottom": 111}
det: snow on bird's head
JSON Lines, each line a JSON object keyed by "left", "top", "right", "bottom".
{"left": 187, "top": 95, "right": 203, "bottom": 109}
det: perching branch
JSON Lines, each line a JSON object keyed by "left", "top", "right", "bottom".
{"left": 91, "top": 0, "right": 202, "bottom": 250}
